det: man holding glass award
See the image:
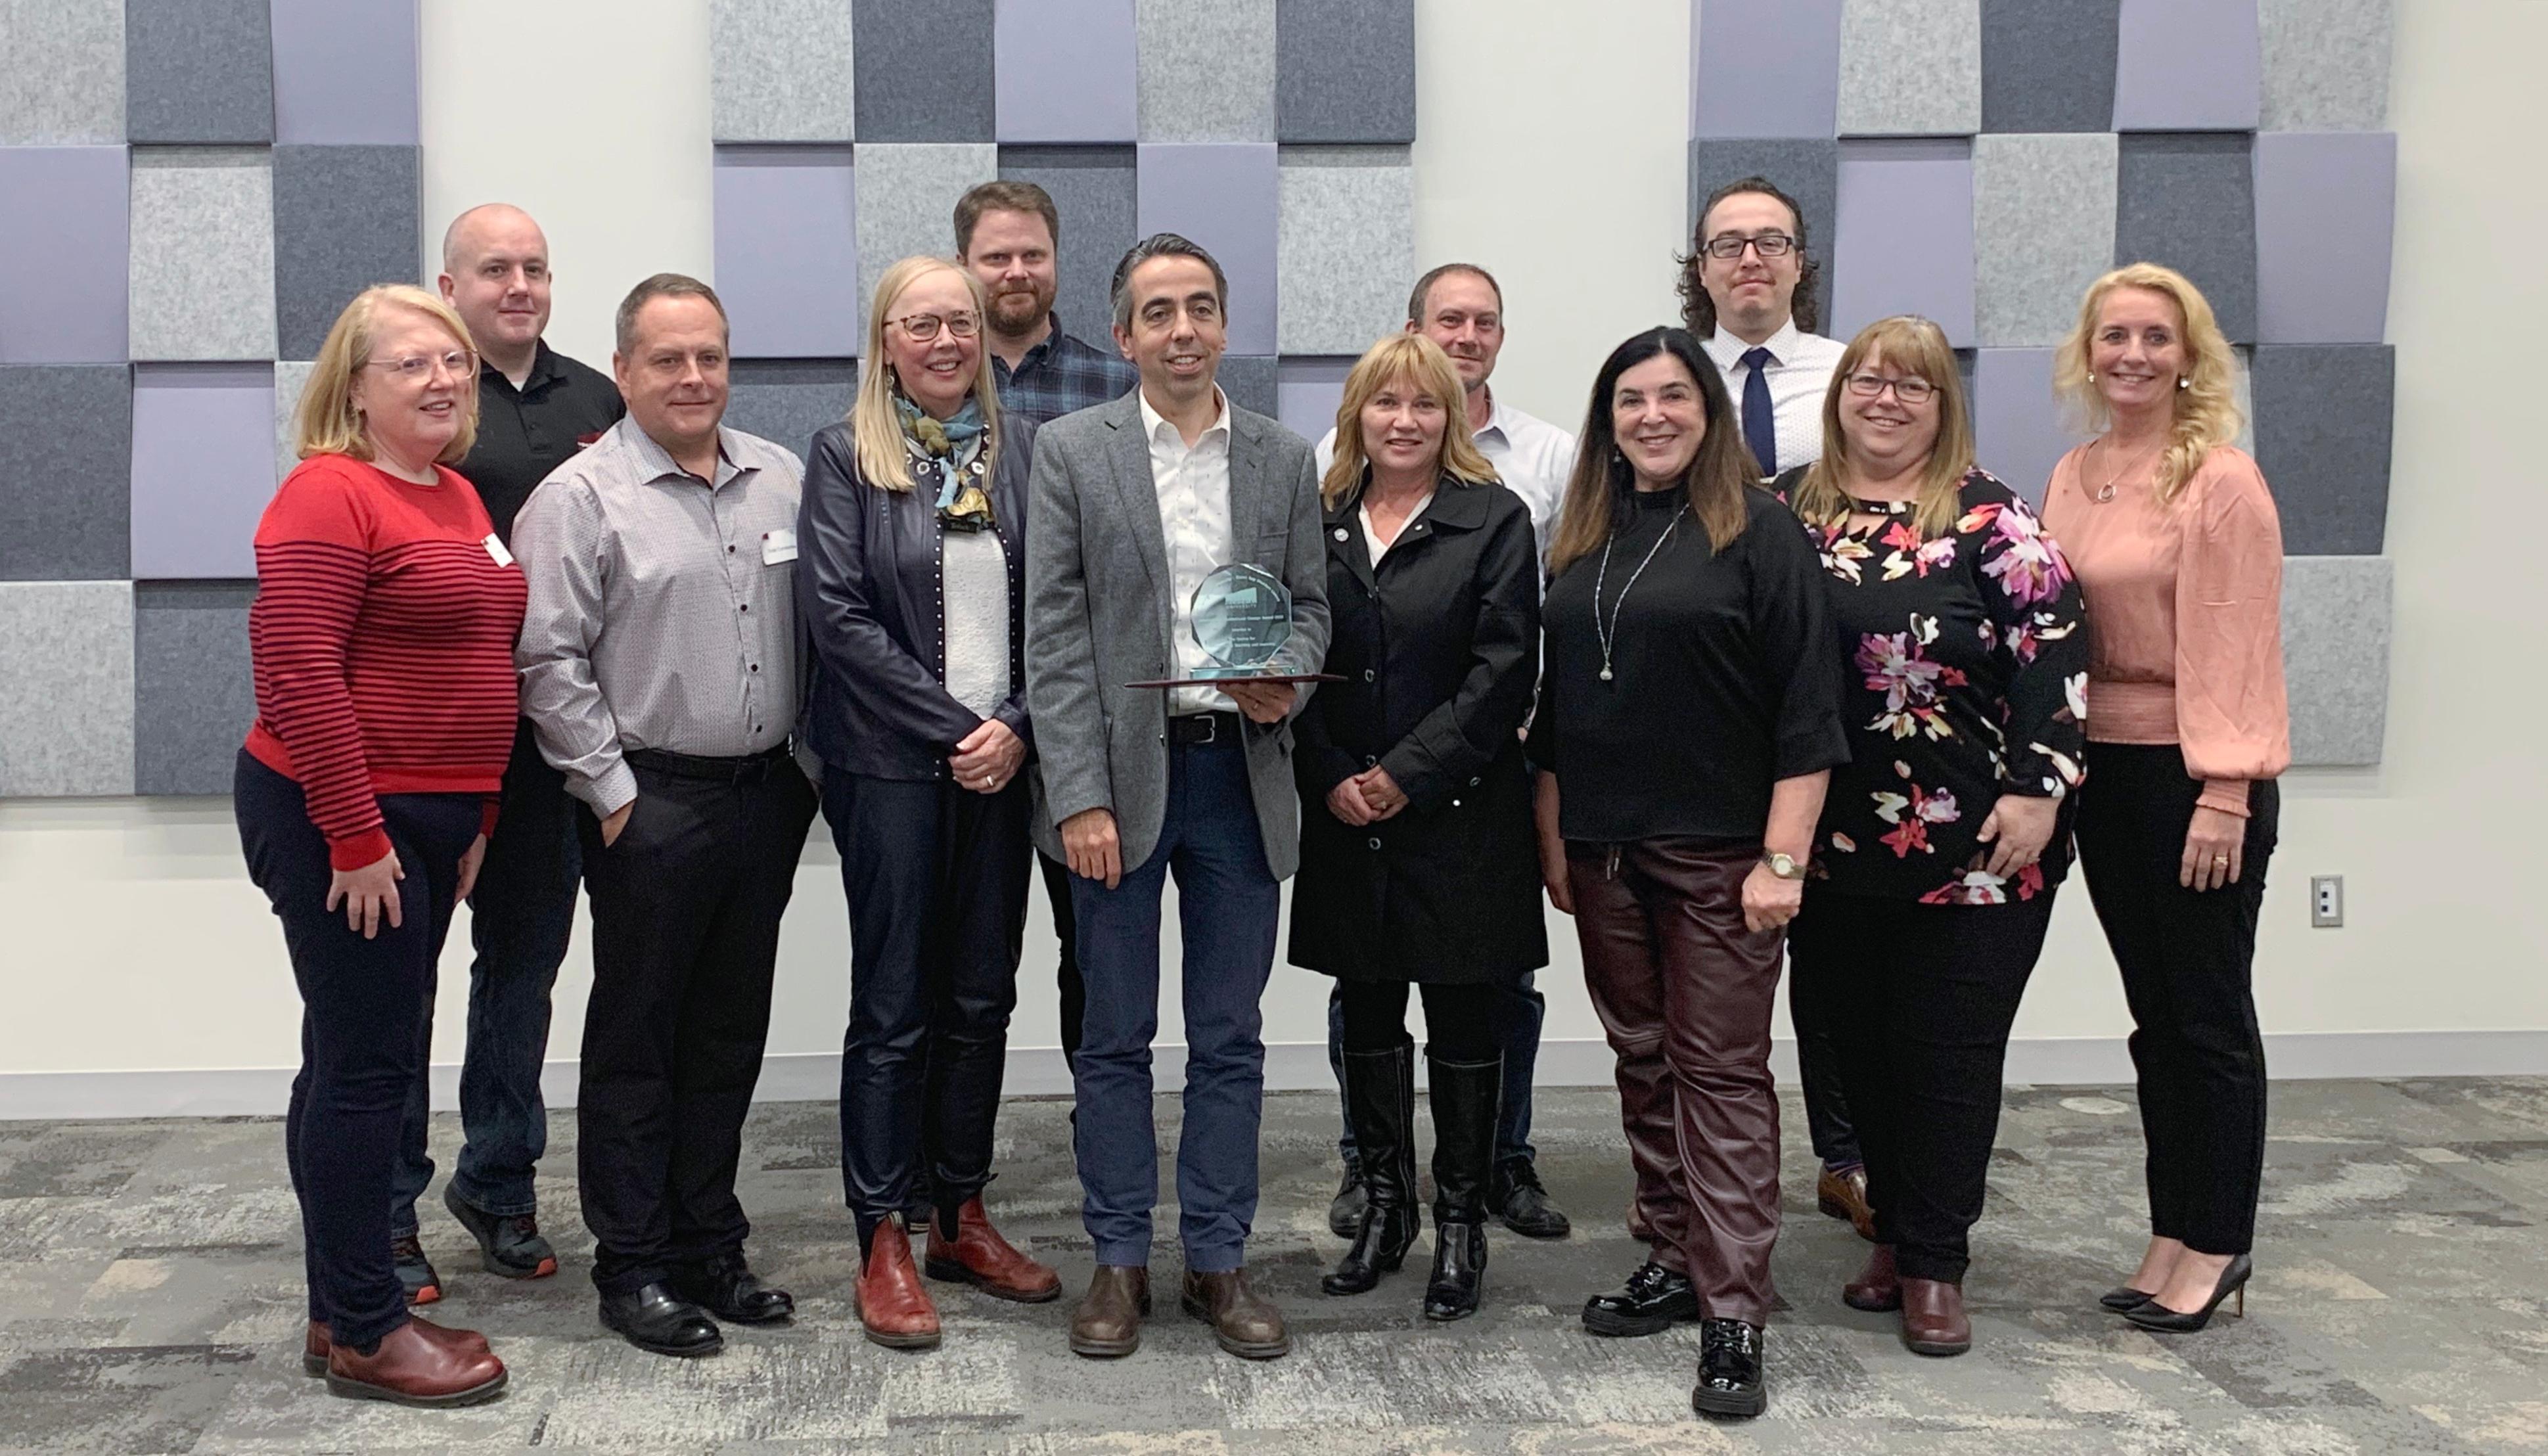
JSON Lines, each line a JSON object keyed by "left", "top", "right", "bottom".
{"left": 1025, "top": 235, "right": 1331, "bottom": 1362}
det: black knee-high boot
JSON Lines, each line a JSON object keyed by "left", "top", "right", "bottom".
{"left": 1424, "top": 1053, "right": 1501, "bottom": 1321}
{"left": 1324, "top": 1041, "right": 1419, "bottom": 1296}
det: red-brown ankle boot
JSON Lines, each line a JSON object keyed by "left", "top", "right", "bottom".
{"left": 1844, "top": 1243, "right": 1901, "bottom": 1312}
{"left": 857, "top": 1220, "right": 942, "bottom": 1350}
{"left": 305, "top": 1316, "right": 487, "bottom": 1375}
{"left": 924, "top": 1197, "right": 1061, "bottom": 1304}
{"left": 323, "top": 1317, "right": 507, "bottom": 1407}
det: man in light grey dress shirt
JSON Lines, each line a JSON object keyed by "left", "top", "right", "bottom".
{"left": 514, "top": 274, "right": 817, "bottom": 1360}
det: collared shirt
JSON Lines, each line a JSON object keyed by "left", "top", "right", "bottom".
{"left": 1701, "top": 319, "right": 1846, "bottom": 476}
{"left": 1139, "top": 385, "right": 1237, "bottom": 716}
{"left": 512, "top": 416, "right": 806, "bottom": 814}
{"left": 1316, "top": 389, "right": 1577, "bottom": 561}
{"left": 990, "top": 312, "right": 1139, "bottom": 426}
{"left": 458, "top": 340, "right": 625, "bottom": 543}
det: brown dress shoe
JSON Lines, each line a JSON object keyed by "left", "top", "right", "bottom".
{"left": 1843, "top": 1244, "right": 1901, "bottom": 1312}
{"left": 323, "top": 1318, "right": 507, "bottom": 1407}
{"left": 1901, "top": 1277, "right": 1972, "bottom": 1356}
{"left": 925, "top": 1197, "right": 1062, "bottom": 1303}
{"left": 1070, "top": 1264, "right": 1150, "bottom": 1358}
{"left": 1816, "top": 1166, "right": 1877, "bottom": 1241}
{"left": 305, "top": 1317, "right": 488, "bottom": 1375}
{"left": 1180, "top": 1268, "right": 1290, "bottom": 1360}
{"left": 856, "top": 1221, "right": 942, "bottom": 1350}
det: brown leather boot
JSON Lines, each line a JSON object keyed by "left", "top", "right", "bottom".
{"left": 1069, "top": 1264, "right": 1150, "bottom": 1358}
{"left": 1901, "top": 1277, "right": 1972, "bottom": 1356}
{"left": 855, "top": 1220, "right": 942, "bottom": 1350}
{"left": 305, "top": 1317, "right": 488, "bottom": 1375}
{"left": 1843, "top": 1244, "right": 1901, "bottom": 1312}
{"left": 924, "top": 1198, "right": 1061, "bottom": 1304}
{"left": 1180, "top": 1267, "right": 1290, "bottom": 1360}
{"left": 1817, "top": 1166, "right": 1877, "bottom": 1241}
{"left": 323, "top": 1318, "right": 507, "bottom": 1407}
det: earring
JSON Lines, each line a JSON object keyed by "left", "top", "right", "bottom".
{"left": 2177, "top": 376, "right": 2190, "bottom": 390}
{"left": 2086, "top": 371, "right": 2096, "bottom": 382}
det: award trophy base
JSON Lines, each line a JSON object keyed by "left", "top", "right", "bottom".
{"left": 1126, "top": 671, "right": 1343, "bottom": 689}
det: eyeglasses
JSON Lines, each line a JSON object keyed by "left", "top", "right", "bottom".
{"left": 1702, "top": 232, "right": 1796, "bottom": 260}
{"left": 1842, "top": 372, "right": 1937, "bottom": 404}
{"left": 886, "top": 311, "right": 980, "bottom": 342}
{"left": 365, "top": 348, "right": 474, "bottom": 379}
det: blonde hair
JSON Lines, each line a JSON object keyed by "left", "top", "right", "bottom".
{"left": 852, "top": 256, "right": 1005, "bottom": 492}
{"left": 1319, "top": 334, "right": 1497, "bottom": 505}
{"left": 294, "top": 285, "right": 480, "bottom": 464}
{"left": 1790, "top": 316, "right": 1975, "bottom": 541}
{"left": 2053, "top": 262, "right": 2243, "bottom": 505}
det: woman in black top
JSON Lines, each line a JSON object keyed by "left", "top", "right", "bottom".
{"left": 1290, "top": 334, "right": 1543, "bottom": 1322}
{"left": 1777, "top": 316, "right": 2090, "bottom": 1357}
{"left": 1529, "top": 327, "right": 1846, "bottom": 1419}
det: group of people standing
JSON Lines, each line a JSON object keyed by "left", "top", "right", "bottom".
{"left": 233, "top": 170, "right": 2288, "bottom": 1421}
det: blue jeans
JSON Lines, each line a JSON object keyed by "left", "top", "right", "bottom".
{"left": 1330, "top": 972, "right": 1545, "bottom": 1168}
{"left": 1069, "top": 734, "right": 1281, "bottom": 1272}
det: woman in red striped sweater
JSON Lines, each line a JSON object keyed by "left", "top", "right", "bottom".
{"left": 234, "top": 284, "right": 522, "bottom": 1407}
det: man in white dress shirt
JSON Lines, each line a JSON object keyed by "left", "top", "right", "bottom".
{"left": 1679, "top": 176, "right": 1848, "bottom": 480}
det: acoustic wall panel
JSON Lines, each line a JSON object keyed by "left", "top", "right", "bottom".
{"left": 2249, "top": 344, "right": 2392, "bottom": 557}
{"left": 1276, "top": 148, "right": 1415, "bottom": 357}
{"left": 2112, "top": 0, "right": 2262, "bottom": 133}
{"left": 129, "top": 364, "right": 277, "bottom": 581}
{"left": 125, "top": 0, "right": 274, "bottom": 145}
{"left": 2281, "top": 555, "right": 2389, "bottom": 767}
{"left": 995, "top": 0, "right": 1137, "bottom": 144}
{"left": 725, "top": 359, "right": 855, "bottom": 461}
{"left": 2253, "top": 131, "right": 2396, "bottom": 346}
{"left": 1135, "top": 143, "right": 1279, "bottom": 357}
{"left": 0, "top": 0, "right": 124, "bottom": 145}
{"left": 273, "top": 361, "right": 313, "bottom": 484}
{"left": 1978, "top": 0, "right": 2120, "bottom": 135}
{"left": 0, "top": 365, "right": 130, "bottom": 581}
{"left": 0, "top": 147, "right": 129, "bottom": 365}
{"left": 854, "top": 143, "right": 998, "bottom": 335}
{"left": 997, "top": 147, "right": 1139, "bottom": 347}
{"left": 128, "top": 148, "right": 278, "bottom": 363}
{"left": 715, "top": 147, "right": 859, "bottom": 359}
{"left": 134, "top": 580, "right": 259, "bottom": 796}
{"left": 269, "top": 0, "right": 419, "bottom": 147}
{"left": 1275, "top": 0, "right": 1416, "bottom": 145}
{"left": 853, "top": 0, "right": 995, "bottom": 143}
{"left": 1973, "top": 133, "right": 2117, "bottom": 348}
{"left": 1836, "top": 0, "right": 1981, "bottom": 139}
{"left": 1691, "top": 0, "right": 1843, "bottom": 141}
{"left": 710, "top": 0, "right": 856, "bottom": 143}
{"left": 1135, "top": 0, "right": 1275, "bottom": 143}
{"left": 2114, "top": 133, "right": 2258, "bottom": 344}
{"left": 1277, "top": 356, "right": 1354, "bottom": 444}
{"left": 1688, "top": 139, "right": 1838, "bottom": 332}
{"left": 0, "top": 581, "right": 135, "bottom": 797}
{"left": 1830, "top": 141, "right": 1975, "bottom": 346}
{"left": 273, "top": 145, "right": 422, "bottom": 362}
{"left": 2258, "top": 0, "right": 2390, "bottom": 132}
{"left": 1970, "top": 348, "right": 2085, "bottom": 509}
{"left": 1219, "top": 356, "right": 1277, "bottom": 422}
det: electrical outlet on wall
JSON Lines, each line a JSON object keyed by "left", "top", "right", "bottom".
{"left": 2311, "top": 876, "right": 2344, "bottom": 928}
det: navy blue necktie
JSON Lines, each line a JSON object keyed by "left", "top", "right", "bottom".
{"left": 1739, "top": 346, "right": 1777, "bottom": 478}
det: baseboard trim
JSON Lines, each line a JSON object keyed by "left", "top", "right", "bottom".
{"left": 5, "top": 1030, "right": 2542, "bottom": 1122}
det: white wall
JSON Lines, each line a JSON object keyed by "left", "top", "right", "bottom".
{"left": 3, "top": 0, "right": 2541, "bottom": 1116}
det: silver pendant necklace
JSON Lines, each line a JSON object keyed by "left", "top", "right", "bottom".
{"left": 1592, "top": 508, "right": 1681, "bottom": 683}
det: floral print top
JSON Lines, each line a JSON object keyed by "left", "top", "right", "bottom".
{"left": 1778, "top": 467, "right": 2091, "bottom": 906}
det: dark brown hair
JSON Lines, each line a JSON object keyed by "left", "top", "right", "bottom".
{"left": 1675, "top": 175, "right": 1822, "bottom": 336}
{"left": 953, "top": 180, "right": 1062, "bottom": 257}
{"left": 1547, "top": 327, "right": 1755, "bottom": 576}
{"left": 1405, "top": 262, "right": 1501, "bottom": 324}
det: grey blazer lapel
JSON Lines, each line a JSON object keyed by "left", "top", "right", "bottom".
{"left": 1228, "top": 410, "right": 1275, "bottom": 550}
{"left": 1100, "top": 394, "right": 1169, "bottom": 599}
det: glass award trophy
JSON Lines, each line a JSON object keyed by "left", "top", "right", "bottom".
{"left": 1129, "top": 562, "right": 1343, "bottom": 689}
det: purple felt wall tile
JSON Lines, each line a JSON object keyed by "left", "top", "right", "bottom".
{"left": 129, "top": 363, "right": 280, "bottom": 580}
{"left": 2254, "top": 131, "right": 2394, "bottom": 346}
{"left": 714, "top": 147, "right": 860, "bottom": 359}
{"left": 1970, "top": 348, "right": 2086, "bottom": 509}
{"left": 995, "top": 0, "right": 1137, "bottom": 143}
{"left": 1277, "top": 355, "right": 1354, "bottom": 443}
{"left": 2112, "top": 0, "right": 2260, "bottom": 132}
{"left": 1690, "top": 0, "right": 1844, "bottom": 139}
{"left": 1133, "top": 143, "right": 1278, "bottom": 357}
{"left": 0, "top": 147, "right": 129, "bottom": 364}
{"left": 270, "top": 0, "right": 420, "bottom": 145}
{"left": 1830, "top": 140, "right": 1976, "bottom": 346}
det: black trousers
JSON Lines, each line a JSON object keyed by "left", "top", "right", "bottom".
{"left": 823, "top": 771, "right": 1031, "bottom": 1237}
{"left": 1788, "top": 957, "right": 1862, "bottom": 1170}
{"left": 574, "top": 751, "right": 816, "bottom": 1296}
{"left": 233, "top": 750, "right": 479, "bottom": 1350}
{"left": 1788, "top": 887, "right": 2057, "bottom": 1283}
{"left": 2075, "top": 743, "right": 2278, "bottom": 1257}
{"left": 1336, "top": 980, "right": 1500, "bottom": 1062}
{"left": 1041, "top": 852, "right": 1087, "bottom": 1071}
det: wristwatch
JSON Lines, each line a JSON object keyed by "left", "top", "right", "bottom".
{"left": 1760, "top": 851, "right": 1805, "bottom": 880}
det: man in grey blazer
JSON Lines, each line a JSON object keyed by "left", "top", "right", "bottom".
{"left": 1026, "top": 235, "right": 1329, "bottom": 1361}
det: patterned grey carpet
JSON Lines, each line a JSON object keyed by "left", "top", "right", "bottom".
{"left": 1, "top": 1078, "right": 2545, "bottom": 1454}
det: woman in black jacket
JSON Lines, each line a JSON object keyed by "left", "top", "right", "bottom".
{"left": 1290, "top": 334, "right": 1544, "bottom": 1322}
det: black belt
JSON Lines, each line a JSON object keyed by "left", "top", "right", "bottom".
{"left": 626, "top": 744, "right": 792, "bottom": 783}
{"left": 1166, "top": 711, "right": 1244, "bottom": 746}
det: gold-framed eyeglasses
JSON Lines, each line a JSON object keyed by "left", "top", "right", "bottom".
{"left": 886, "top": 311, "right": 981, "bottom": 342}
{"left": 365, "top": 348, "right": 475, "bottom": 379}
{"left": 1842, "top": 373, "right": 1936, "bottom": 404}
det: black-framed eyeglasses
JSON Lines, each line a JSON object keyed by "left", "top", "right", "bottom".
{"left": 1702, "top": 232, "right": 1796, "bottom": 260}
{"left": 886, "top": 311, "right": 980, "bottom": 342}
{"left": 365, "top": 348, "right": 474, "bottom": 379}
{"left": 1842, "top": 372, "right": 1936, "bottom": 404}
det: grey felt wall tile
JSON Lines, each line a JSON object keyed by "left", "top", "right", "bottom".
{"left": 128, "top": 148, "right": 278, "bottom": 363}
{"left": 996, "top": 0, "right": 1137, "bottom": 143}
{"left": 1973, "top": 133, "right": 2117, "bottom": 348}
{"left": 1836, "top": 0, "right": 1980, "bottom": 138}
{"left": 1275, "top": 356, "right": 1354, "bottom": 444}
{"left": 1969, "top": 348, "right": 2085, "bottom": 509}
{"left": 1275, "top": 0, "right": 1415, "bottom": 145}
{"left": 1135, "top": 143, "right": 1279, "bottom": 357}
{"left": 712, "top": 0, "right": 856, "bottom": 143}
{"left": 1136, "top": 0, "right": 1275, "bottom": 143}
{"left": 129, "top": 363, "right": 276, "bottom": 581}
{"left": 726, "top": 359, "right": 856, "bottom": 461}
{"left": 1219, "top": 356, "right": 1277, "bottom": 422}
{"left": 0, "top": 147, "right": 129, "bottom": 365}
{"left": 273, "top": 145, "right": 422, "bottom": 361}
{"left": 2114, "top": 132, "right": 2258, "bottom": 344}
{"left": 997, "top": 146, "right": 1138, "bottom": 346}
{"left": 0, "top": 0, "right": 124, "bottom": 144}
{"left": 2112, "top": 0, "right": 2261, "bottom": 132}
{"left": 0, "top": 365, "right": 131, "bottom": 581}
{"left": 1830, "top": 140, "right": 1975, "bottom": 346}
{"left": 2248, "top": 344, "right": 2392, "bottom": 557}
{"left": 1691, "top": 0, "right": 1842, "bottom": 140}
{"left": 0, "top": 581, "right": 136, "bottom": 796}
{"left": 2281, "top": 555, "right": 2389, "bottom": 766}
{"left": 134, "top": 580, "right": 260, "bottom": 796}
{"left": 269, "top": 0, "right": 419, "bottom": 146}
{"left": 854, "top": 143, "right": 998, "bottom": 335}
{"left": 273, "top": 361, "right": 314, "bottom": 482}
{"left": 2259, "top": 0, "right": 2390, "bottom": 131}
{"left": 855, "top": 0, "right": 995, "bottom": 142}
{"left": 716, "top": 147, "right": 860, "bottom": 359}
{"left": 1277, "top": 147, "right": 1413, "bottom": 356}
{"left": 1978, "top": 0, "right": 2120, "bottom": 134}
{"left": 1688, "top": 139, "right": 1839, "bottom": 332}
{"left": 2253, "top": 131, "right": 2395, "bottom": 346}
{"left": 125, "top": 0, "right": 275, "bottom": 145}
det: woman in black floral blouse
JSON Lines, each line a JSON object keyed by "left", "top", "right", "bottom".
{"left": 1777, "top": 316, "right": 2089, "bottom": 1358}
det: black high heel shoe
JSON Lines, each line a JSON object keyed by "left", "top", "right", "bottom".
{"left": 2123, "top": 1254, "right": 2251, "bottom": 1332}
{"left": 2099, "top": 1285, "right": 2155, "bottom": 1313}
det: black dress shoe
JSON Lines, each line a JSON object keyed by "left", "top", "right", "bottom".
{"left": 1492, "top": 1159, "right": 1573, "bottom": 1240}
{"left": 599, "top": 1283, "right": 724, "bottom": 1357}
{"left": 1582, "top": 1260, "right": 1701, "bottom": 1337}
{"left": 2099, "top": 1285, "right": 2156, "bottom": 1312}
{"left": 1327, "top": 1155, "right": 1367, "bottom": 1239}
{"left": 1692, "top": 1318, "right": 1766, "bottom": 1418}
{"left": 671, "top": 1254, "right": 795, "bottom": 1325}
{"left": 442, "top": 1184, "right": 559, "bottom": 1279}
{"left": 2122, "top": 1254, "right": 2252, "bottom": 1333}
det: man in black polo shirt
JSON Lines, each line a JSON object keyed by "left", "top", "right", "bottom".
{"left": 384, "top": 203, "right": 623, "bottom": 1303}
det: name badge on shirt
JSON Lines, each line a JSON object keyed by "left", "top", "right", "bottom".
{"left": 483, "top": 533, "right": 515, "bottom": 568}
{"left": 761, "top": 528, "right": 798, "bottom": 566}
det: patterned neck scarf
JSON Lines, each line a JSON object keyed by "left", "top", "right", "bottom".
{"left": 896, "top": 392, "right": 993, "bottom": 532}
